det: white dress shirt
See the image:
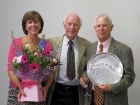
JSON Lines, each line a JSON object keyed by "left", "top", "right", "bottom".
{"left": 57, "top": 35, "right": 78, "bottom": 85}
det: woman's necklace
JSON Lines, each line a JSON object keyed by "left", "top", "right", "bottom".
{"left": 23, "top": 36, "right": 40, "bottom": 51}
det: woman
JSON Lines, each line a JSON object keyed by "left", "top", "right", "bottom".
{"left": 7, "top": 10, "right": 53, "bottom": 105}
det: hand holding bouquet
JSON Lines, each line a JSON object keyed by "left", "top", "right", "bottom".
{"left": 11, "top": 33, "right": 58, "bottom": 102}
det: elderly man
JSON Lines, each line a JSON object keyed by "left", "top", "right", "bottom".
{"left": 80, "top": 14, "right": 135, "bottom": 105}
{"left": 47, "top": 13, "right": 92, "bottom": 105}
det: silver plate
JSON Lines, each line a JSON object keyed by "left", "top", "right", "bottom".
{"left": 87, "top": 52, "right": 123, "bottom": 85}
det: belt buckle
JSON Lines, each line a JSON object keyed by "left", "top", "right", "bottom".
{"left": 65, "top": 86, "right": 71, "bottom": 91}
{"left": 65, "top": 87, "right": 72, "bottom": 96}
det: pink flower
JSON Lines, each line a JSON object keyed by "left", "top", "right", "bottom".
{"left": 43, "top": 42, "right": 52, "bottom": 55}
{"left": 34, "top": 52, "right": 39, "bottom": 57}
{"left": 28, "top": 62, "right": 40, "bottom": 71}
{"left": 21, "top": 54, "right": 28, "bottom": 64}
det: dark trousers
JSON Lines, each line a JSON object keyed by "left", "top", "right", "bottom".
{"left": 50, "top": 83, "right": 79, "bottom": 105}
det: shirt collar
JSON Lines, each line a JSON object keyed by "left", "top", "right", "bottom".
{"left": 98, "top": 36, "right": 112, "bottom": 48}
{"left": 63, "top": 35, "right": 77, "bottom": 46}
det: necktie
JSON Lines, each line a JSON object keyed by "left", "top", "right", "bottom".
{"left": 67, "top": 40, "right": 75, "bottom": 80}
{"left": 94, "top": 43, "right": 104, "bottom": 105}
{"left": 99, "top": 44, "right": 103, "bottom": 53}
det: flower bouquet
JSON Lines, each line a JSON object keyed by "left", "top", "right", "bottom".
{"left": 11, "top": 33, "right": 58, "bottom": 102}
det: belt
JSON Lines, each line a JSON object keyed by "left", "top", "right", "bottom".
{"left": 55, "top": 82, "right": 78, "bottom": 92}
{"left": 52, "top": 83, "right": 79, "bottom": 104}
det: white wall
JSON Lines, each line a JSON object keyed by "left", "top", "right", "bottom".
{"left": 0, "top": 0, "right": 140, "bottom": 105}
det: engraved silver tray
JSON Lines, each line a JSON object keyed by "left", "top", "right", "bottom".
{"left": 87, "top": 52, "right": 123, "bottom": 85}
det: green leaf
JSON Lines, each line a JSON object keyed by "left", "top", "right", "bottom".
{"left": 12, "top": 62, "right": 20, "bottom": 69}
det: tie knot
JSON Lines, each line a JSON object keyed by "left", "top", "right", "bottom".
{"left": 99, "top": 44, "right": 103, "bottom": 52}
{"left": 68, "top": 40, "right": 73, "bottom": 46}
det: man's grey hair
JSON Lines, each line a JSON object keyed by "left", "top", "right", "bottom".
{"left": 95, "top": 13, "right": 113, "bottom": 26}
{"left": 63, "top": 13, "right": 82, "bottom": 27}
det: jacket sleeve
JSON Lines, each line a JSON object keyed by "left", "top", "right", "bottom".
{"left": 112, "top": 46, "right": 135, "bottom": 95}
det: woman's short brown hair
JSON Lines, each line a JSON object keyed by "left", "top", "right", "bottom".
{"left": 22, "top": 10, "right": 44, "bottom": 35}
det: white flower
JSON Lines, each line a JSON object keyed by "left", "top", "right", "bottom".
{"left": 25, "top": 44, "right": 31, "bottom": 50}
{"left": 34, "top": 52, "right": 38, "bottom": 56}
{"left": 52, "top": 58, "right": 58, "bottom": 65}
{"left": 12, "top": 55, "right": 23, "bottom": 63}
{"left": 16, "top": 55, "right": 23, "bottom": 63}
{"left": 12, "top": 57, "right": 18, "bottom": 63}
